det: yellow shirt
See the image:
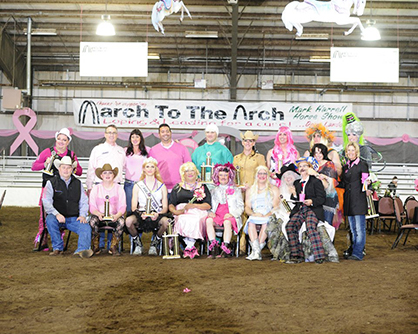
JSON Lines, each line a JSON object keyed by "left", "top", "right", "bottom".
{"left": 233, "top": 151, "right": 266, "bottom": 187}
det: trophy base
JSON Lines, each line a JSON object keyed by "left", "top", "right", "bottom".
{"left": 102, "top": 216, "right": 113, "bottom": 221}
{"left": 163, "top": 255, "right": 181, "bottom": 259}
{"left": 366, "top": 214, "right": 379, "bottom": 219}
{"left": 142, "top": 213, "right": 153, "bottom": 217}
{"left": 42, "top": 170, "right": 54, "bottom": 176}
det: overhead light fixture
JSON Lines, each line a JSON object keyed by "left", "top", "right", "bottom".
{"left": 361, "top": 20, "right": 381, "bottom": 41}
{"left": 148, "top": 53, "right": 160, "bottom": 60}
{"left": 96, "top": 1, "right": 115, "bottom": 36}
{"left": 309, "top": 56, "right": 331, "bottom": 63}
{"left": 185, "top": 31, "right": 218, "bottom": 38}
{"left": 295, "top": 33, "right": 329, "bottom": 40}
{"left": 24, "top": 28, "right": 57, "bottom": 36}
{"left": 361, "top": 0, "right": 380, "bottom": 41}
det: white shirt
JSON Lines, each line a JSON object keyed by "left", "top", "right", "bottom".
{"left": 86, "top": 142, "right": 126, "bottom": 190}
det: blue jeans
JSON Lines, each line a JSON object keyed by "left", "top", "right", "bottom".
{"left": 324, "top": 210, "right": 334, "bottom": 226}
{"left": 124, "top": 180, "right": 135, "bottom": 214}
{"left": 348, "top": 215, "right": 366, "bottom": 260}
{"left": 46, "top": 214, "right": 92, "bottom": 253}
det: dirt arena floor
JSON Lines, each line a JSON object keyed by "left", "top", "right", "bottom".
{"left": 1, "top": 206, "right": 417, "bottom": 334}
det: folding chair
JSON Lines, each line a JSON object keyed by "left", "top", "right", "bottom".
{"left": 0, "top": 190, "right": 6, "bottom": 226}
{"left": 376, "top": 197, "right": 396, "bottom": 233}
{"left": 391, "top": 199, "right": 418, "bottom": 249}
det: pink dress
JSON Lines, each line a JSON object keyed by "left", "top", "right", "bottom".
{"left": 213, "top": 202, "right": 238, "bottom": 233}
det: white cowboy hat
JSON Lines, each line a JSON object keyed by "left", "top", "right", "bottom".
{"left": 55, "top": 128, "right": 72, "bottom": 142}
{"left": 54, "top": 156, "right": 77, "bottom": 169}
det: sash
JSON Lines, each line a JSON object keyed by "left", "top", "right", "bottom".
{"left": 138, "top": 181, "right": 162, "bottom": 212}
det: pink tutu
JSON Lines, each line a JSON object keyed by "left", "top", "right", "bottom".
{"left": 213, "top": 203, "right": 238, "bottom": 234}
{"left": 174, "top": 203, "right": 208, "bottom": 240}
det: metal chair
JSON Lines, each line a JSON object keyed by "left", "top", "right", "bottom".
{"left": 0, "top": 189, "right": 6, "bottom": 225}
{"left": 376, "top": 197, "right": 396, "bottom": 233}
{"left": 391, "top": 198, "right": 418, "bottom": 249}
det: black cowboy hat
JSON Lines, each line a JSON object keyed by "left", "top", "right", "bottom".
{"left": 277, "top": 163, "right": 300, "bottom": 180}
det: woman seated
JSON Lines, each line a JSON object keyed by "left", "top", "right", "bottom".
{"left": 125, "top": 157, "right": 169, "bottom": 256}
{"left": 206, "top": 163, "right": 244, "bottom": 258}
{"left": 268, "top": 163, "right": 339, "bottom": 263}
{"left": 169, "top": 162, "right": 211, "bottom": 259}
{"left": 244, "top": 165, "right": 280, "bottom": 261}
{"left": 310, "top": 143, "right": 339, "bottom": 225}
{"left": 89, "top": 164, "right": 126, "bottom": 256}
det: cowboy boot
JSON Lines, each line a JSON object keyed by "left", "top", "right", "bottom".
{"left": 220, "top": 242, "right": 233, "bottom": 258}
{"left": 109, "top": 235, "right": 121, "bottom": 256}
{"left": 92, "top": 234, "right": 101, "bottom": 255}
{"left": 246, "top": 240, "right": 261, "bottom": 261}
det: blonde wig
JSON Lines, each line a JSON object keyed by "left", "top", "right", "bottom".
{"left": 250, "top": 165, "right": 274, "bottom": 199}
{"left": 179, "top": 162, "right": 199, "bottom": 183}
{"left": 139, "top": 157, "right": 163, "bottom": 183}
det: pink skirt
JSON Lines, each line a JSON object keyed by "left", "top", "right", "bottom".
{"left": 174, "top": 203, "right": 208, "bottom": 240}
{"left": 213, "top": 203, "right": 238, "bottom": 233}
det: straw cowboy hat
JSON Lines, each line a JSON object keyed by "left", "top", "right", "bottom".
{"left": 240, "top": 130, "right": 259, "bottom": 141}
{"left": 95, "top": 163, "right": 119, "bottom": 180}
{"left": 53, "top": 156, "right": 77, "bottom": 169}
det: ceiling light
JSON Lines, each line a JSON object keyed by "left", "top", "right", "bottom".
{"left": 295, "top": 33, "right": 329, "bottom": 40}
{"left": 24, "top": 28, "right": 57, "bottom": 36}
{"left": 96, "top": 14, "right": 115, "bottom": 36}
{"left": 361, "top": 20, "right": 381, "bottom": 41}
{"left": 309, "top": 56, "right": 331, "bottom": 63}
{"left": 185, "top": 31, "right": 218, "bottom": 38}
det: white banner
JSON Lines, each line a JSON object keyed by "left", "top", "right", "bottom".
{"left": 73, "top": 99, "right": 352, "bottom": 131}
{"left": 79, "top": 42, "right": 148, "bottom": 77}
{"left": 330, "top": 47, "right": 399, "bottom": 83}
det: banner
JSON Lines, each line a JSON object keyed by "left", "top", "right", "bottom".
{"left": 73, "top": 99, "right": 352, "bottom": 131}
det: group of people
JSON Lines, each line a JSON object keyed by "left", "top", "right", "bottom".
{"left": 32, "top": 112, "right": 372, "bottom": 262}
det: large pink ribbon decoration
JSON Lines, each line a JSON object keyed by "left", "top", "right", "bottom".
{"left": 10, "top": 108, "right": 39, "bottom": 155}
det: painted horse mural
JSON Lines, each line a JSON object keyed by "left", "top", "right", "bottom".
{"left": 282, "top": 0, "right": 366, "bottom": 37}
{"left": 151, "top": 0, "right": 192, "bottom": 35}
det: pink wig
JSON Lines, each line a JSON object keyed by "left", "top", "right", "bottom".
{"left": 272, "top": 126, "right": 298, "bottom": 165}
{"left": 212, "top": 163, "right": 236, "bottom": 186}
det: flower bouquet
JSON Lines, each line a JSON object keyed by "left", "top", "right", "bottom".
{"left": 189, "top": 186, "right": 206, "bottom": 203}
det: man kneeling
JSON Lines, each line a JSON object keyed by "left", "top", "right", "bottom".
{"left": 286, "top": 157, "right": 326, "bottom": 264}
{"left": 43, "top": 156, "right": 93, "bottom": 258}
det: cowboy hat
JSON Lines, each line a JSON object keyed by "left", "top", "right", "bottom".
{"left": 95, "top": 163, "right": 119, "bottom": 180}
{"left": 54, "top": 156, "right": 77, "bottom": 169}
{"left": 240, "top": 130, "right": 259, "bottom": 141}
{"left": 55, "top": 128, "right": 72, "bottom": 142}
{"left": 295, "top": 156, "right": 319, "bottom": 171}
{"left": 277, "top": 163, "right": 299, "bottom": 180}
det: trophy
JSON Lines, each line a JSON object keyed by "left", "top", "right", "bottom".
{"left": 235, "top": 165, "right": 241, "bottom": 187}
{"left": 280, "top": 194, "right": 292, "bottom": 213}
{"left": 103, "top": 195, "right": 113, "bottom": 221}
{"left": 277, "top": 153, "right": 283, "bottom": 172}
{"left": 366, "top": 194, "right": 379, "bottom": 219}
{"left": 200, "top": 152, "right": 214, "bottom": 183}
{"left": 43, "top": 151, "right": 57, "bottom": 175}
{"left": 143, "top": 196, "right": 153, "bottom": 217}
{"left": 162, "top": 219, "right": 180, "bottom": 259}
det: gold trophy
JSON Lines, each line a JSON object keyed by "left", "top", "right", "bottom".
{"left": 235, "top": 165, "right": 241, "bottom": 187}
{"left": 43, "top": 151, "right": 57, "bottom": 175}
{"left": 200, "top": 152, "right": 214, "bottom": 183}
{"left": 103, "top": 195, "right": 113, "bottom": 221}
{"left": 280, "top": 194, "right": 292, "bottom": 213}
{"left": 163, "top": 219, "right": 181, "bottom": 259}
{"left": 143, "top": 196, "right": 153, "bottom": 217}
{"left": 366, "top": 194, "right": 379, "bottom": 219}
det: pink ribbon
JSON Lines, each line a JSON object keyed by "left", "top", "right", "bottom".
{"left": 10, "top": 108, "right": 39, "bottom": 155}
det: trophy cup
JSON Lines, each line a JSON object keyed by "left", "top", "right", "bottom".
{"left": 103, "top": 195, "right": 113, "bottom": 221}
{"left": 200, "top": 152, "right": 214, "bottom": 183}
{"left": 143, "top": 196, "right": 153, "bottom": 217}
{"left": 162, "top": 219, "right": 180, "bottom": 259}
{"left": 366, "top": 194, "right": 379, "bottom": 219}
{"left": 42, "top": 151, "right": 57, "bottom": 175}
{"left": 280, "top": 194, "right": 292, "bottom": 213}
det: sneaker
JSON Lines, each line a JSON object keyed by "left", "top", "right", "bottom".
{"left": 49, "top": 250, "right": 63, "bottom": 256}
{"left": 148, "top": 237, "right": 160, "bottom": 256}
{"left": 189, "top": 246, "right": 199, "bottom": 259}
{"left": 220, "top": 242, "right": 232, "bottom": 258}
{"left": 208, "top": 240, "right": 219, "bottom": 259}
{"left": 78, "top": 249, "right": 94, "bottom": 258}
{"left": 132, "top": 237, "right": 143, "bottom": 256}
{"left": 183, "top": 248, "right": 191, "bottom": 259}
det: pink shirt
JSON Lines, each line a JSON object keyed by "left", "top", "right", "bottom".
{"left": 124, "top": 147, "right": 147, "bottom": 182}
{"left": 149, "top": 141, "right": 191, "bottom": 192}
{"left": 32, "top": 147, "right": 82, "bottom": 176}
{"left": 89, "top": 183, "right": 126, "bottom": 215}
